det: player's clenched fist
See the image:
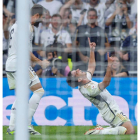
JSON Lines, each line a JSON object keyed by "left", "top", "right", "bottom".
{"left": 88, "top": 37, "right": 96, "bottom": 51}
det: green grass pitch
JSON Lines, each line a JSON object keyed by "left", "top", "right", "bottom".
{"left": 3, "top": 126, "right": 137, "bottom": 140}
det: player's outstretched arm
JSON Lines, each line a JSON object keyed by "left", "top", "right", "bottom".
{"left": 30, "top": 52, "right": 50, "bottom": 69}
{"left": 87, "top": 37, "right": 96, "bottom": 76}
{"left": 98, "top": 52, "right": 113, "bottom": 91}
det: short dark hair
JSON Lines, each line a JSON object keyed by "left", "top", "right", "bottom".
{"left": 66, "top": 71, "right": 79, "bottom": 88}
{"left": 31, "top": 4, "right": 47, "bottom": 16}
{"left": 51, "top": 14, "right": 62, "bottom": 20}
{"left": 45, "top": 46, "right": 55, "bottom": 57}
{"left": 87, "top": 8, "right": 97, "bottom": 16}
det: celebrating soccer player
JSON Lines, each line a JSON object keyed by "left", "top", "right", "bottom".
{"left": 66, "top": 38, "right": 135, "bottom": 135}
{"left": 6, "top": 5, "right": 50, "bottom": 135}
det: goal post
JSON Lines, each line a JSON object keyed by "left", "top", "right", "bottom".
{"left": 15, "top": 0, "right": 30, "bottom": 140}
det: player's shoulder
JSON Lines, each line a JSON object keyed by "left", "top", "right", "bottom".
{"left": 11, "top": 22, "right": 17, "bottom": 29}
{"left": 9, "top": 22, "right": 17, "bottom": 33}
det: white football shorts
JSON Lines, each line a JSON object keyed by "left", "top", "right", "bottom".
{"left": 102, "top": 107, "right": 130, "bottom": 127}
{"left": 6, "top": 66, "right": 40, "bottom": 90}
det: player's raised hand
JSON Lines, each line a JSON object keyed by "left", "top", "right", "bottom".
{"left": 107, "top": 52, "right": 114, "bottom": 67}
{"left": 88, "top": 37, "right": 96, "bottom": 51}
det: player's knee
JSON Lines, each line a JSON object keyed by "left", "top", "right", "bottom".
{"left": 125, "top": 128, "right": 135, "bottom": 134}
{"left": 34, "top": 88, "right": 44, "bottom": 97}
{"left": 30, "top": 82, "right": 42, "bottom": 91}
{"left": 122, "top": 121, "right": 135, "bottom": 135}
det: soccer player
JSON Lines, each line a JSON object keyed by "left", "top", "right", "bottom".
{"left": 66, "top": 38, "right": 135, "bottom": 135}
{"left": 6, "top": 4, "right": 50, "bottom": 135}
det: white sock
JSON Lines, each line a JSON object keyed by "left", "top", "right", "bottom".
{"left": 9, "top": 100, "right": 16, "bottom": 131}
{"left": 99, "top": 126, "right": 127, "bottom": 135}
{"left": 28, "top": 88, "right": 44, "bottom": 125}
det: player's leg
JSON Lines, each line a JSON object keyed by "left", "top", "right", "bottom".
{"left": 27, "top": 66, "right": 44, "bottom": 135}
{"left": 99, "top": 126, "right": 127, "bottom": 135}
{"left": 6, "top": 67, "right": 44, "bottom": 135}
{"left": 28, "top": 82, "right": 44, "bottom": 126}
{"left": 121, "top": 121, "right": 135, "bottom": 134}
{"left": 85, "top": 125, "right": 127, "bottom": 135}
{"left": 6, "top": 72, "right": 16, "bottom": 134}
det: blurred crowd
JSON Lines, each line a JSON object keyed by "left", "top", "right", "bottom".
{"left": 3, "top": 0, "right": 137, "bottom": 77}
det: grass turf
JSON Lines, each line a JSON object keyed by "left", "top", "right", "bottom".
{"left": 3, "top": 126, "right": 137, "bottom": 140}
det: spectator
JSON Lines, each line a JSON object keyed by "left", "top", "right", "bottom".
{"left": 60, "top": 8, "right": 77, "bottom": 43}
{"left": 40, "top": 43, "right": 68, "bottom": 62}
{"left": 104, "top": 0, "right": 136, "bottom": 20}
{"left": 104, "top": 52, "right": 129, "bottom": 77}
{"left": 75, "top": 8, "right": 105, "bottom": 71}
{"left": 33, "top": 46, "right": 70, "bottom": 77}
{"left": 60, "top": 0, "right": 88, "bottom": 25}
{"left": 37, "top": 0, "right": 62, "bottom": 16}
{"left": 60, "top": 8, "right": 72, "bottom": 30}
{"left": 118, "top": 19, "right": 137, "bottom": 71}
{"left": 105, "top": 0, "right": 133, "bottom": 45}
{"left": 40, "top": 14, "right": 72, "bottom": 52}
{"left": 81, "top": 0, "right": 115, "bottom": 29}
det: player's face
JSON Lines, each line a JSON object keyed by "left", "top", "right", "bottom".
{"left": 111, "top": 57, "right": 120, "bottom": 70}
{"left": 71, "top": 69, "right": 86, "bottom": 78}
{"left": 51, "top": 17, "right": 62, "bottom": 30}
{"left": 87, "top": 11, "right": 97, "bottom": 24}
{"left": 33, "top": 14, "right": 44, "bottom": 27}
{"left": 3, "top": 16, "right": 7, "bottom": 25}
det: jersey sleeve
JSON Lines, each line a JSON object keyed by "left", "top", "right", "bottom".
{"left": 86, "top": 71, "right": 92, "bottom": 80}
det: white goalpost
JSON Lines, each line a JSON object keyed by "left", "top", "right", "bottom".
{"left": 15, "top": 0, "right": 30, "bottom": 140}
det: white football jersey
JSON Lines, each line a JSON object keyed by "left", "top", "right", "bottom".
{"left": 6, "top": 23, "right": 33, "bottom": 72}
{"left": 40, "top": 28, "right": 72, "bottom": 47}
{"left": 79, "top": 72, "right": 122, "bottom": 125}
